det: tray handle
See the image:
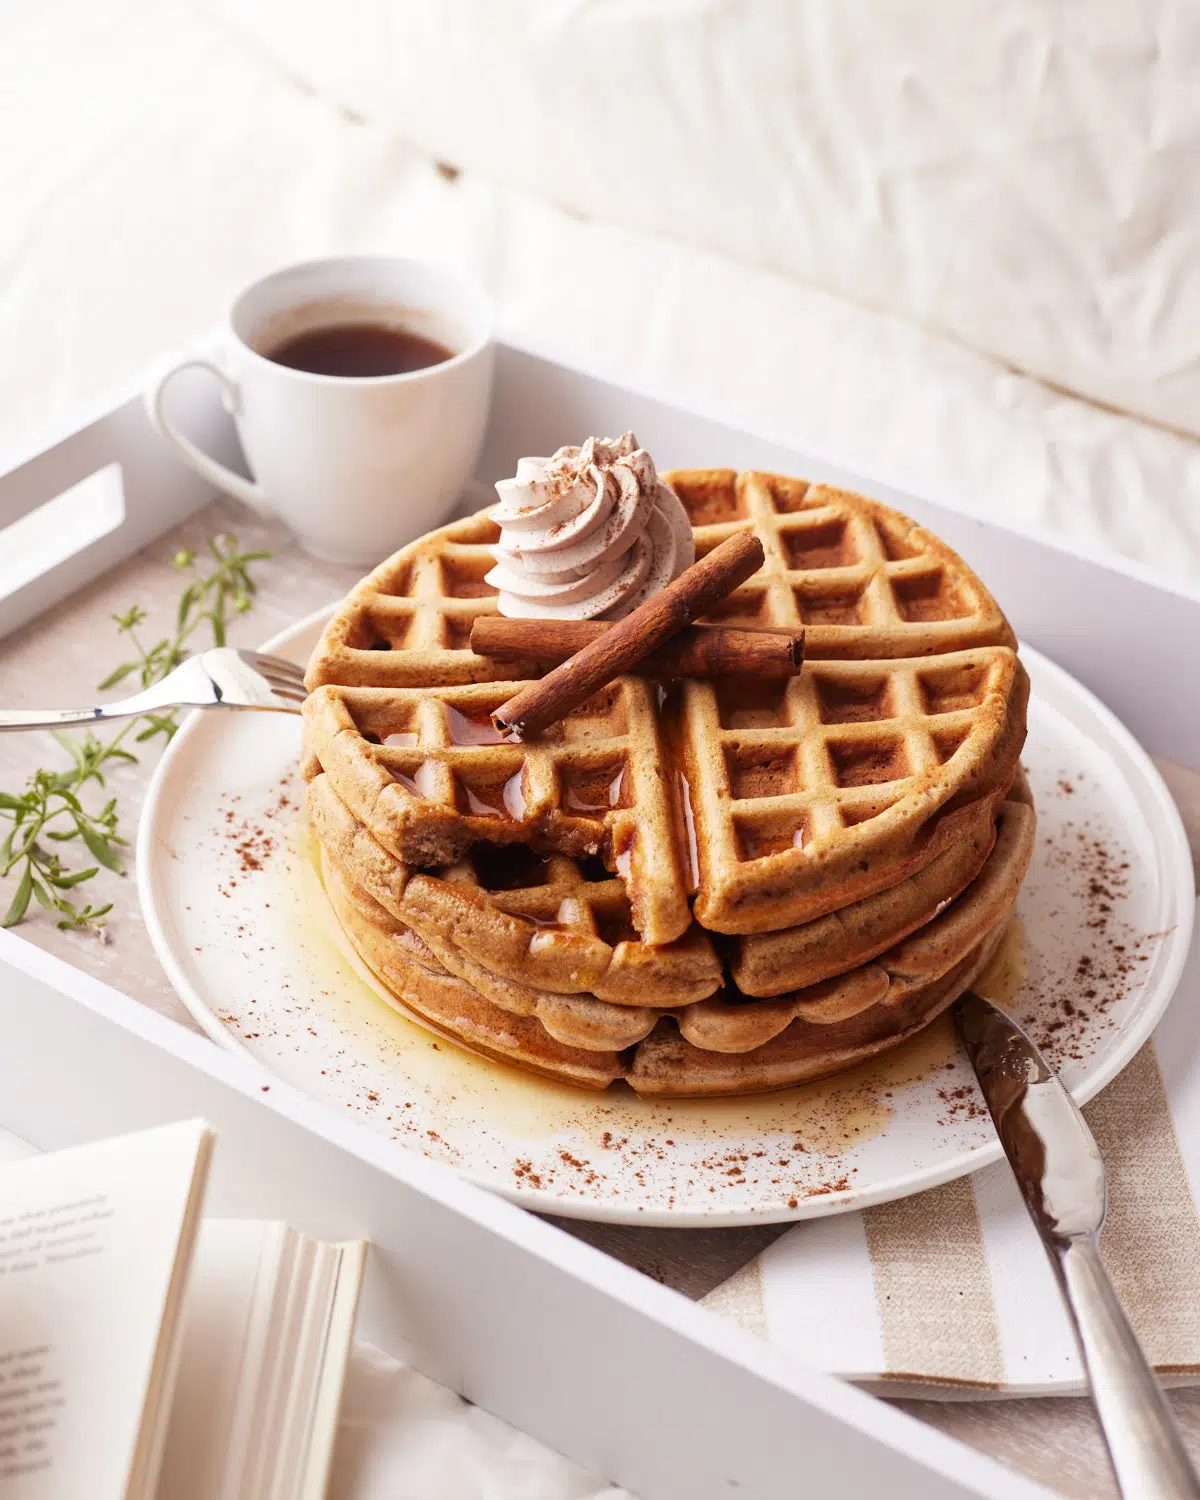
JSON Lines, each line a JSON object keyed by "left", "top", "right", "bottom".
{"left": 0, "top": 373, "right": 238, "bottom": 641}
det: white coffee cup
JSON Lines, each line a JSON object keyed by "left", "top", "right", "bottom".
{"left": 146, "top": 256, "right": 494, "bottom": 565}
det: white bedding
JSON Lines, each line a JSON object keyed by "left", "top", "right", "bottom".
{"left": 332, "top": 1343, "right": 630, "bottom": 1500}
{"left": 1, "top": 0, "right": 1198, "bottom": 588}
{"left": 210, "top": 0, "right": 1200, "bottom": 445}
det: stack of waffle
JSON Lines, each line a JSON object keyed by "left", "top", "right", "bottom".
{"left": 302, "top": 470, "right": 1032, "bottom": 1096}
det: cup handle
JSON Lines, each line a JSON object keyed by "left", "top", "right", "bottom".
{"left": 145, "top": 358, "right": 271, "bottom": 515}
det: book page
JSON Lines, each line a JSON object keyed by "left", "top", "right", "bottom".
{"left": 156, "top": 1225, "right": 366, "bottom": 1500}
{"left": 154, "top": 1220, "right": 279, "bottom": 1500}
{"left": 0, "top": 1120, "right": 212, "bottom": 1500}
{"left": 299, "top": 1239, "right": 366, "bottom": 1500}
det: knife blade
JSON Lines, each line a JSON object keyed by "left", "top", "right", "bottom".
{"left": 957, "top": 989, "right": 1200, "bottom": 1499}
{"left": 957, "top": 988, "right": 1105, "bottom": 1242}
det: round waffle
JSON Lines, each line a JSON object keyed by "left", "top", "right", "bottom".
{"left": 302, "top": 471, "right": 1027, "bottom": 943}
{"left": 313, "top": 782, "right": 1035, "bottom": 1094}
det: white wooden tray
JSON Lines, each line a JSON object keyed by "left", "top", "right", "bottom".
{"left": 3, "top": 339, "right": 1198, "bottom": 1498}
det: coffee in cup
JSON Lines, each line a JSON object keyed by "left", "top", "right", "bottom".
{"left": 146, "top": 256, "right": 494, "bottom": 565}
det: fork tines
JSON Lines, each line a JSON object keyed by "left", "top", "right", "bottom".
{"left": 245, "top": 651, "right": 309, "bottom": 704}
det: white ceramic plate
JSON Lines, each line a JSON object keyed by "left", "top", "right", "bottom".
{"left": 138, "top": 611, "right": 1194, "bottom": 1226}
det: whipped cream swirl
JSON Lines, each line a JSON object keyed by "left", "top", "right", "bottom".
{"left": 485, "top": 432, "right": 695, "bottom": 620}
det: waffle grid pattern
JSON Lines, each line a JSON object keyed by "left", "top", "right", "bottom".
{"left": 306, "top": 671, "right": 691, "bottom": 944}
{"left": 304, "top": 474, "right": 1022, "bottom": 952}
{"left": 697, "top": 653, "right": 1008, "bottom": 858}
{"left": 668, "top": 467, "right": 1023, "bottom": 934}
{"left": 684, "top": 471, "right": 1011, "bottom": 658}
{"left": 682, "top": 645, "right": 1021, "bottom": 933}
{"left": 306, "top": 513, "right": 516, "bottom": 690}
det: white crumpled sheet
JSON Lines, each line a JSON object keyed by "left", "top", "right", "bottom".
{"left": 209, "top": 0, "right": 1200, "bottom": 445}
{"left": 2, "top": 0, "right": 1198, "bottom": 589}
{"left": 332, "top": 1345, "right": 631, "bottom": 1500}
{"left": 0, "top": 1, "right": 1197, "bottom": 1494}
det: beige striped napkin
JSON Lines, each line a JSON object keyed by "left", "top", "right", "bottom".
{"left": 703, "top": 900, "right": 1200, "bottom": 1398}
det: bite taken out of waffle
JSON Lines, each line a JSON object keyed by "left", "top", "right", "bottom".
{"left": 301, "top": 460, "right": 1032, "bottom": 1096}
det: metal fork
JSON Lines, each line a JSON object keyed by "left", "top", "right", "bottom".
{"left": 0, "top": 648, "right": 307, "bottom": 731}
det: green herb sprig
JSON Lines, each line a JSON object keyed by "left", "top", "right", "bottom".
{"left": 0, "top": 535, "right": 271, "bottom": 932}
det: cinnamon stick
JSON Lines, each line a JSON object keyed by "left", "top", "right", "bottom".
{"left": 490, "top": 532, "right": 766, "bottom": 741}
{"left": 471, "top": 618, "right": 803, "bottom": 680}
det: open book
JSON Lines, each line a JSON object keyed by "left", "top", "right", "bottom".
{"left": 0, "top": 1120, "right": 364, "bottom": 1500}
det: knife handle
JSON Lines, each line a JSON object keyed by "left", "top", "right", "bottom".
{"left": 1052, "top": 1235, "right": 1200, "bottom": 1498}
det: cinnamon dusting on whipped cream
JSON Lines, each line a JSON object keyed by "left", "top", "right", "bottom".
{"left": 486, "top": 432, "right": 694, "bottom": 620}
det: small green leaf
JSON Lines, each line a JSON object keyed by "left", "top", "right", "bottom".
{"left": 112, "top": 604, "right": 147, "bottom": 633}
{"left": 176, "top": 582, "right": 197, "bottom": 632}
{"left": 0, "top": 530, "right": 270, "bottom": 928}
{"left": 97, "top": 661, "right": 138, "bottom": 691}
{"left": 56, "top": 899, "right": 111, "bottom": 930}
{"left": 2, "top": 866, "right": 34, "bottom": 927}
{"left": 134, "top": 712, "right": 178, "bottom": 743}
{"left": 80, "top": 826, "right": 123, "bottom": 873}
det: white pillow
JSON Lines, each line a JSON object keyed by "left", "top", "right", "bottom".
{"left": 206, "top": 0, "right": 1200, "bottom": 439}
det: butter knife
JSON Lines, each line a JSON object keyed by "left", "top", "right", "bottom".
{"left": 957, "top": 990, "right": 1200, "bottom": 1499}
